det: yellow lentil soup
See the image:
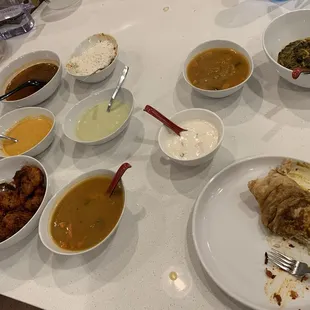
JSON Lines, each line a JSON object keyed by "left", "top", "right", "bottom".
{"left": 50, "top": 176, "right": 125, "bottom": 251}
{"left": 3, "top": 115, "right": 53, "bottom": 156}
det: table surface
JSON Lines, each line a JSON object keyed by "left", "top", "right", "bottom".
{"left": 1, "top": 0, "right": 310, "bottom": 309}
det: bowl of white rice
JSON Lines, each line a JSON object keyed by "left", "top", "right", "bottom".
{"left": 65, "top": 33, "right": 118, "bottom": 84}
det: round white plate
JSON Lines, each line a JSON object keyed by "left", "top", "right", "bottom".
{"left": 192, "top": 156, "right": 310, "bottom": 310}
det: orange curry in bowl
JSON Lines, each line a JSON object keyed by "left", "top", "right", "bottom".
{"left": 187, "top": 48, "right": 250, "bottom": 91}
{"left": 50, "top": 175, "right": 124, "bottom": 251}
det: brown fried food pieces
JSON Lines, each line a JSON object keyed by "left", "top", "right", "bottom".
{"left": 3, "top": 211, "right": 33, "bottom": 233}
{"left": 0, "top": 165, "right": 45, "bottom": 241}
{"left": 0, "top": 190, "right": 26, "bottom": 211}
{"left": 13, "top": 166, "right": 44, "bottom": 196}
{"left": 24, "top": 186, "right": 45, "bottom": 212}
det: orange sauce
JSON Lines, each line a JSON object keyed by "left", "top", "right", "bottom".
{"left": 3, "top": 115, "right": 53, "bottom": 156}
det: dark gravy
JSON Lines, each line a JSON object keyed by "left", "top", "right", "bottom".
{"left": 5, "top": 62, "right": 59, "bottom": 101}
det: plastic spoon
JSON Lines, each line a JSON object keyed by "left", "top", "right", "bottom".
{"left": 106, "top": 163, "right": 132, "bottom": 197}
{"left": 292, "top": 67, "right": 310, "bottom": 80}
{"left": 143, "top": 105, "right": 187, "bottom": 136}
{"left": 0, "top": 80, "right": 47, "bottom": 101}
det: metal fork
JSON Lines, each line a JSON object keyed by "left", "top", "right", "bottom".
{"left": 268, "top": 248, "right": 310, "bottom": 277}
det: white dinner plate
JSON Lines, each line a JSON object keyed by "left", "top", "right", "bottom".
{"left": 192, "top": 155, "right": 310, "bottom": 310}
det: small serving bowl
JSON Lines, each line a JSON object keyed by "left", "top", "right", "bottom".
{"left": 0, "top": 50, "right": 62, "bottom": 107}
{"left": 183, "top": 40, "right": 254, "bottom": 98}
{"left": 39, "top": 168, "right": 126, "bottom": 255}
{"left": 63, "top": 88, "right": 133, "bottom": 146}
{"left": 66, "top": 33, "right": 118, "bottom": 84}
{"left": 0, "top": 107, "right": 56, "bottom": 157}
{"left": 0, "top": 155, "right": 50, "bottom": 249}
{"left": 263, "top": 10, "right": 310, "bottom": 88}
{"left": 158, "top": 108, "right": 224, "bottom": 166}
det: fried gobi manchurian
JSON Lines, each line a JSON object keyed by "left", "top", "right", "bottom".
{"left": 248, "top": 160, "right": 310, "bottom": 245}
{"left": 0, "top": 165, "right": 45, "bottom": 242}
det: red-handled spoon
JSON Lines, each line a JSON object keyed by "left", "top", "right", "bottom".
{"left": 143, "top": 105, "right": 186, "bottom": 136}
{"left": 106, "top": 163, "right": 132, "bottom": 197}
{"left": 292, "top": 67, "right": 310, "bottom": 80}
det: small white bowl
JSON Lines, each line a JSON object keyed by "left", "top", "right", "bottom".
{"left": 66, "top": 33, "right": 118, "bottom": 84}
{"left": 0, "top": 50, "right": 62, "bottom": 107}
{"left": 183, "top": 40, "right": 254, "bottom": 98}
{"left": 263, "top": 10, "right": 310, "bottom": 88}
{"left": 0, "top": 107, "right": 56, "bottom": 157}
{"left": 158, "top": 108, "right": 224, "bottom": 167}
{"left": 63, "top": 88, "right": 133, "bottom": 146}
{"left": 0, "top": 155, "right": 50, "bottom": 249}
{"left": 39, "top": 168, "right": 126, "bottom": 255}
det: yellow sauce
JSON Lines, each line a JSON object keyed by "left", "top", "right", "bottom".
{"left": 76, "top": 100, "right": 130, "bottom": 141}
{"left": 3, "top": 115, "right": 53, "bottom": 156}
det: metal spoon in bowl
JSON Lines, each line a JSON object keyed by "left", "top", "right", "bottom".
{"left": 292, "top": 67, "right": 310, "bottom": 80}
{"left": 0, "top": 80, "right": 47, "bottom": 101}
{"left": 106, "top": 163, "right": 132, "bottom": 197}
{"left": 0, "top": 134, "right": 18, "bottom": 143}
{"left": 143, "top": 105, "right": 187, "bottom": 136}
{"left": 107, "top": 66, "right": 129, "bottom": 112}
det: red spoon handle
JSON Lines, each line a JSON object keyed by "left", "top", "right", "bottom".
{"left": 292, "top": 68, "right": 303, "bottom": 79}
{"left": 292, "top": 67, "right": 310, "bottom": 79}
{"left": 106, "top": 163, "right": 132, "bottom": 196}
{"left": 143, "top": 105, "right": 185, "bottom": 136}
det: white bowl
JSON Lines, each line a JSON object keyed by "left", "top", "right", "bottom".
{"left": 158, "top": 108, "right": 224, "bottom": 167}
{"left": 63, "top": 88, "right": 133, "bottom": 146}
{"left": 39, "top": 169, "right": 126, "bottom": 255}
{"left": 66, "top": 33, "right": 118, "bottom": 84}
{"left": 263, "top": 10, "right": 310, "bottom": 88}
{"left": 0, "top": 155, "right": 50, "bottom": 249}
{"left": 0, "top": 107, "right": 56, "bottom": 157}
{"left": 0, "top": 50, "right": 62, "bottom": 107}
{"left": 183, "top": 40, "right": 254, "bottom": 98}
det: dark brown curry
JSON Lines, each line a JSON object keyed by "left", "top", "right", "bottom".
{"left": 5, "top": 62, "right": 58, "bottom": 101}
{"left": 187, "top": 48, "right": 250, "bottom": 91}
{"left": 50, "top": 176, "right": 124, "bottom": 251}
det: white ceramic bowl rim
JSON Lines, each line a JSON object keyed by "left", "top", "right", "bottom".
{"left": 0, "top": 107, "right": 56, "bottom": 156}
{"left": 66, "top": 33, "right": 119, "bottom": 77}
{"left": 158, "top": 108, "right": 224, "bottom": 163}
{"left": 63, "top": 91, "right": 133, "bottom": 143}
{"left": 0, "top": 155, "right": 49, "bottom": 246}
{"left": 184, "top": 40, "right": 254, "bottom": 94}
{"left": 262, "top": 9, "right": 310, "bottom": 74}
{"left": 39, "top": 169, "right": 126, "bottom": 255}
{"left": 2, "top": 50, "right": 61, "bottom": 103}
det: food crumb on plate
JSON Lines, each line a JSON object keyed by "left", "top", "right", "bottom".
{"left": 265, "top": 268, "right": 276, "bottom": 279}
{"left": 301, "top": 276, "right": 308, "bottom": 282}
{"left": 265, "top": 252, "right": 268, "bottom": 265}
{"left": 273, "top": 293, "right": 282, "bottom": 306}
{"left": 290, "top": 290, "right": 298, "bottom": 299}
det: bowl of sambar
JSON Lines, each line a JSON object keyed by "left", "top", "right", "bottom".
{"left": 183, "top": 40, "right": 253, "bottom": 98}
{"left": 39, "top": 169, "right": 126, "bottom": 255}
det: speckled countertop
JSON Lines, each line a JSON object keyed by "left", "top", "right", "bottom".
{"left": 1, "top": 0, "right": 310, "bottom": 309}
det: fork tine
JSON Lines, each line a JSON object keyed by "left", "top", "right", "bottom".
{"left": 271, "top": 248, "right": 294, "bottom": 261}
{"left": 268, "top": 253, "right": 293, "bottom": 269}
{"left": 269, "top": 251, "right": 294, "bottom": 266}
{"left": 268, "top": 255, "right": 291, "bottom": 272}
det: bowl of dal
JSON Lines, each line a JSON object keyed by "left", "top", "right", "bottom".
{"left": 38, "top": 168, "right": 127, "bottom": 255}
{"left": 183, "top": 40, "right": 253, "bottom": 98}
{"left": 63, "top": 88, "right": 134, "bottom": 145}
{"left": 0, "top": 107, "right": 56, "bottom": 157}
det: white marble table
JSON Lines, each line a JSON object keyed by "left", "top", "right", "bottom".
{"left": 1, "top": 0, "right": 310, "bottom": 309}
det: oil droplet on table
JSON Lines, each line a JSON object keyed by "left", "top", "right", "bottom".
{"left": 162, "top": 266, "right": 192, "bottom": 298}
{"left": 169, "top": 271, "right": 178, "bottom": 281}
